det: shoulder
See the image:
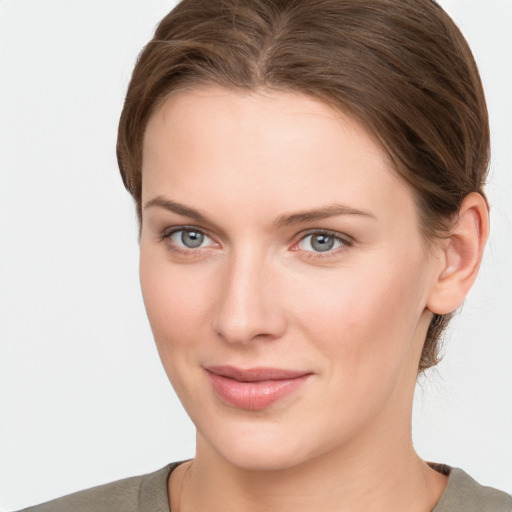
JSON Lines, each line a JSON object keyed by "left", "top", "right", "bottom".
{"left": 433, "top": 466, "right": 512, "bottom": 512}
{"left": 17, "top": 463, "right": 178, "bottom": 512}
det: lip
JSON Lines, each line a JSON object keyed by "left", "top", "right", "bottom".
{"left": 205, "top": 365, "right": 312, "bottom": 410}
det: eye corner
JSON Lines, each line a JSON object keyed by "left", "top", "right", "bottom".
{"left": 292, "top": 229, "right": 353, "bottom": 258}
{"left": 156, "top": 225, "right": 221, "bottom": 257}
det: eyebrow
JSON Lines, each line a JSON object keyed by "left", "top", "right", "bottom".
{"left": 144, "top": 196, "right": 376, "bottom": 228}
{"left": 273, "top": 204, "right": 376, "bottom": 228}
{"left": 144, "top": 196, "right": 214, "bottom": 225}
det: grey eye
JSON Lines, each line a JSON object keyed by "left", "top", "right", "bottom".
{"left": 169, "top": 228, "right": 211, "bottom": 249}
{"left": 180, "top": 229, "right": 205, "bottom": 248}
{"left": 298, "top": 233, "right": 344, "bottom": 253}
{"left": 310, "top": 234, "right": 335, "bottom": 252}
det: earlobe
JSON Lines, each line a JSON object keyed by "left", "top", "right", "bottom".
{"left": 427, "top": 192, "right": 489, "bottom": 315}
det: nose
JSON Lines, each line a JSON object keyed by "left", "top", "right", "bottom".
{"left": 212, "top": 250, "right": 287, "bottom": 345}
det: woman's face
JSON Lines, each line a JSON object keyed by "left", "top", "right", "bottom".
{"left": 140, "top": 87, "right": 443, "bottom": 470}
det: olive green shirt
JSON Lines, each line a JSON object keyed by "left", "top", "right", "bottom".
{"left": 19, "top": 463, "right": 512, "bottom": 511}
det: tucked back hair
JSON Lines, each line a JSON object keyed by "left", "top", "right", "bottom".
{"left": 117, "top": 0, "right": 490, "bottom": 371}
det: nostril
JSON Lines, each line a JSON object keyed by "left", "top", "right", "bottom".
{"left": 212, "top": 297, "right": 287, "bottom": 345}
{"left": 211, "top": 257, "right": 287, "bottom": 344}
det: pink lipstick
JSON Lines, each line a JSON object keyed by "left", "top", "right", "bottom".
{"left": 205, "top": 366, "right": 311, "bottom": 410}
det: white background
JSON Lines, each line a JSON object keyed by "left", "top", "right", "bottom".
{"left": 0, "top": 0, "right": 511, "bottom": 509}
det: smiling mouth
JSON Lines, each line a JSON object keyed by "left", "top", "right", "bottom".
{"left": 204, "top": 366, "right": 312, "bottom": 410}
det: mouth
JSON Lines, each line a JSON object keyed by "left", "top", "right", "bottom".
{"left": 204, "top": 365, "right": 312, "bottom": 410}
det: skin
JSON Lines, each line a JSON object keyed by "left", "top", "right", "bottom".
{"left": 139, "top": 87, "right": 488, "bottom": 511}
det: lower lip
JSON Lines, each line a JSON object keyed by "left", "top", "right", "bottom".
{"left": 206, "top": 372, "right": 310, "bottom": 410}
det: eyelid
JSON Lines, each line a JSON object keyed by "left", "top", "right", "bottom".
{"left": 160, "top": 225, "right": 220, "bottom": 252}
{"left": 290, "top": 229, "right": 353, "bottom": 255}
{"left": 163, "top": 225, "right": 206, "bottom": 237}
{"left": 158, "top": 225, "right": 352, "bottom": 259}
{"left": 294, "top": 228, "right": 353, "bottom": 244}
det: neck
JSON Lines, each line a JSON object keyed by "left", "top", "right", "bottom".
{"left": 174, "top": 421, "right": 447, "bottom": 512}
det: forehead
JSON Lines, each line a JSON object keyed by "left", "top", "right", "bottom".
{"left": 141, "top": 87, "right": 417, "bottom": 227}
{"left": 145, "top": 87, "right": 384, "bottom": 158}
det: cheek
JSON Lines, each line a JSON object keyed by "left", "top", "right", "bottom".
{"left": 139, "top": 249, "right": 215, "bottom": 355}
{"left": 290, "top": 254, "right": 429, "bottom": 378}
{"left": 139, "top": 250, "right": 221, "bottom": 407}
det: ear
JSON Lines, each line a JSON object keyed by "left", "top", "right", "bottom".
{"left": 427, "top": 192, "right": 490, "bottom": 315}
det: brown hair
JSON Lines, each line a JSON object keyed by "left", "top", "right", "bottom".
{"left": 117, "top": 0, "right": 490, "bottom": 371}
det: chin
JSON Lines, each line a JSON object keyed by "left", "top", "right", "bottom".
{"left": 217, "top": 442, "right": 310, "bottom": 472}
{"left": 195, "top": 417, "right": 331, "bottom": 473}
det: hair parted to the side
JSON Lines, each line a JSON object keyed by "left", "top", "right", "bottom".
{"left": 117, "top": 0, "right": 490, "bottom": 371}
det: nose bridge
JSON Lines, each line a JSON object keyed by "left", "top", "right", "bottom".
{"left": 212, "top": 245, "right": 285, "bottom": 344}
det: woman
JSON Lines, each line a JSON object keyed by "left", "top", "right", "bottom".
{"left": 12, "top": 0, "right": 512, "bottom": 510}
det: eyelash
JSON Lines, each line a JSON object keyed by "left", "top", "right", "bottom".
{"left": 159, "top": 226, "right": 217, "bottom": 257}
{"left": 291, "top": 229, "right": 353, "bottom": 259}
{"left": 159, "top": 226, "right": 353, "bottom": 260}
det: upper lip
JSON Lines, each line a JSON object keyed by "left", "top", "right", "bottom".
{"left": 205, "top": 365, "right": 311, "bottom": 382}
